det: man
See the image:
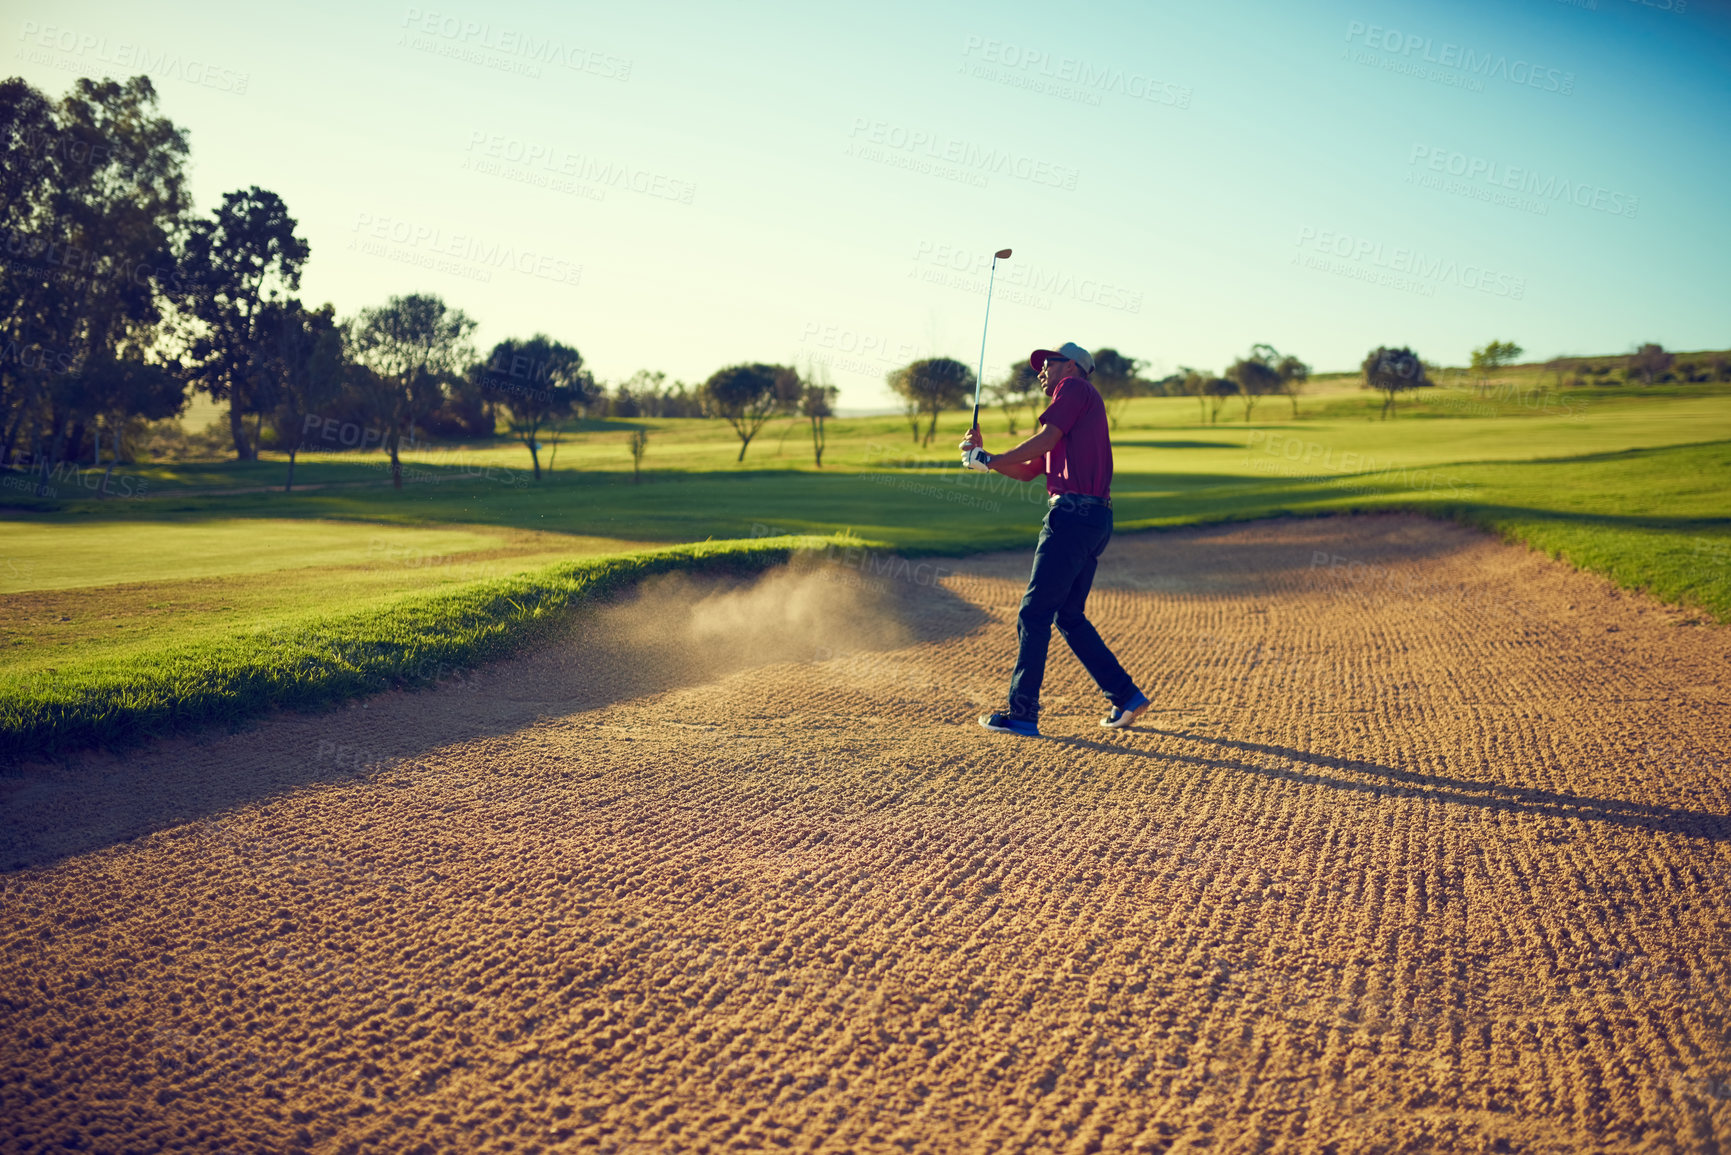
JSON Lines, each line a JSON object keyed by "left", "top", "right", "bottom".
{"left": 960, "top": 341, "right": 1150, "bottom": 738}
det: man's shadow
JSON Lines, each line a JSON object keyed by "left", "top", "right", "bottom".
{"left": 1054, "top": 730, "right": 1729, "bottom": 841}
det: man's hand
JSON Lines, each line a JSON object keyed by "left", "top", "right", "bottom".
{"left": 961, "top": 445, "right": 995, "bottom": 472}
{"left": 959, "top": 425, "right": 983, "bottom": 451}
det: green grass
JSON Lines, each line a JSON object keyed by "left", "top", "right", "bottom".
{"left": 3, "top": 376, "right": 1728, "bottom": 760}
{"left": 0, "top": 535, "right": 865, "bottom": 761}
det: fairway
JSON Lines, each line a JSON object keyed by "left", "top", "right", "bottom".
{"left": 0, "top": 519, "right": 525, "bottom": 592}
{"left": 3, "top": 516, "right": 1727, "bottom": 1152}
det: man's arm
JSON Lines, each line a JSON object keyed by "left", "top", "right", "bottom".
{"left": 962, "top": 424, "right": 1059, "bottom": 481}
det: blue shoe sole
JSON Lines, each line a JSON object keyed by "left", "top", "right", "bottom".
{"left": 979, "top": 715, "right": 1040, "bottom": 738}
{"left": 1100, "top": 695, "right": 1151, "bottom": 729}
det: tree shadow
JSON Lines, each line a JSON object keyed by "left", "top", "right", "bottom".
{"left": 1050, "top": 730, "right": 1729, "bottom": 841}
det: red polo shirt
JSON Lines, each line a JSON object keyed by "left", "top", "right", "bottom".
{"left": 1038, "top": 368, "right": 1113, "bottom": 498}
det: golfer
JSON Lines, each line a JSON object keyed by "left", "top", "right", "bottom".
{"left": 960, "top": 342, "right": 1150, "bottom": 737}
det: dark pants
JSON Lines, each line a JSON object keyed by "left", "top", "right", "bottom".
{"left": 1006, "top": 496, "right": 1138, "bottom": 720}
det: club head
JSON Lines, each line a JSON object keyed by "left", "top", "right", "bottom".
{"left": 994, "top": 248, "right": 1012, "bottom": 259}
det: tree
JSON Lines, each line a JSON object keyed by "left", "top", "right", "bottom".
{"left": 1204, "top": 376, "right": 1238, "bottom": 424}
{"left": 1469, "top": 339, "right": 1524, "bottom": 395}
{"left": 50, "top": 355, "right": 185, "bottom": 495}
{"left": 800, "top": 363, "right": 839, "bottom": 466}
{"left": 1170, "top": 367, "right": 1208, "bottom": 425}
{"left": 1248, "top": 344, "right": 1311, "bottom": 418}
{"left": 704, "top": 362, "right": 791, "bottom": 462}
{"left": 1092, "top": 348, "right": 1145, "bottom": 430}
{"left": 627, "top": 429, "right": 649, "bottom": 483}
{"left": 260, "top": 300, "right": 344, "bottom": 492}
{"left": 1362, "top": 346, "right": 1432, "bottom": 418}
{"left": 474, "top": 334, "right": 592, "bottom": 479}
{"left": 3, "top": 77, "right": 189, "bottom": 484}
{"left": 347, "top": 294, "right": 478, "bottom": 487}
{"left": 1226, "top": 352, "right": 1279, "bottom": 422}
{"left": 1627, "top": 343, "right": 1673, "bottom": 386}
{"left": 180, "top": 187, "right": 310, "bottom": 460}
{"left": 887, "top": 357, "right": 975, "bottom": 446}
{"left": 0, "top": 79, "right": 60, "bottom": 469}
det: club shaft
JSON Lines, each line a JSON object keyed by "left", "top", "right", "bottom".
{"left": 973, "top": 256, "right": 999, "bottom": 429}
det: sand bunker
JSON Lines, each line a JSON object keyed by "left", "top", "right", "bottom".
{"left": 2, "top": 515, "right": 1728, "bottom": 1152}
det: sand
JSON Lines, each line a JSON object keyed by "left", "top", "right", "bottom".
{"left": 2, "top": 514, "right": 1728, "bottom": 1153}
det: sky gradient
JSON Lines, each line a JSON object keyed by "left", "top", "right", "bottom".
{"left": 11, "top": 0, "right": 1730, "bottom": 408}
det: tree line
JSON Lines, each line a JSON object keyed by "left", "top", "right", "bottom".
{"left": 9, "top": 75, "right": 1717, "bottom": 496}
{"left": 0, "top": 74, "right": 852, "bottom": 490}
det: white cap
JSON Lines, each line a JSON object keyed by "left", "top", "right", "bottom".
{"left": 1030, "top": 342, "right": 1094, "bottom": 375}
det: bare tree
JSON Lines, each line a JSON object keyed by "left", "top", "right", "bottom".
{"left": 627, "top": 428, "right": 649, "bottom": 482}
{"left": 799, "top": 363, "right": 838, "bottom": 467}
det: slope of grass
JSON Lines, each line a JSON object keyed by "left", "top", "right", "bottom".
{"left": 0, "top": 534, "right": 864, "bottom": 761}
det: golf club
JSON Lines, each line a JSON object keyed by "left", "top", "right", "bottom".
{"left": 971, "top": 247, "right": 1012, "bottom": 435}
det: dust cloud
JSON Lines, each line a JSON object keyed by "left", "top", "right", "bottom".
{"left": 585, "top": 559, "right": 914, "bottom": 681}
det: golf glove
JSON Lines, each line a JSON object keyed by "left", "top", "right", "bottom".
{"left": 962, "top": 446, "right": 995, "bottom": 472}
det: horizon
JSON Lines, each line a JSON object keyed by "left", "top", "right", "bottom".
{"left": 9, "top": 0, "right": 1729, "bottom": 409}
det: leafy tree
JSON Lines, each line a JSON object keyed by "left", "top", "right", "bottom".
{"left": 1626, "top": 342, "right": 1673, "bottom": 386}
{"left": 179, "top": 186, "right": 310, "bottom": 460}
{"left": 1092, "top": 347, "right": 1145, "bottom": 430}
{"left": 704, "top": 362, "right": 792, "bottom": 462}
{"left": 1469, "top": 339, "right": 1524, "bottom": 395}
{"left": 3, "top": 77, "right": 189, "bottom": 484}
{"left": 888, "top": 357, "right": 975, "bottom": 446}
{"left": 347, "top": 293, "right": 477, "bottom": 487}
{"left": 0, "top": 79, "right": 61, "bottom": 468}
{"left": 1203, "top": 377, "right": 1238, "bottom": 424}
{"left": 1362, "top": 346, "right": 1432, "bottom": 419}
{"left": 1249, "top": 344, "right": 1310, "bottom": 418}
{"left": 1226, "top": 353, "right": 1279, "bottom": 422}
{"left": 48, "top": 356, "right": 184, "bottom": 495}
{"left": 259, "top": 300, "right": 344, "bottom": 491}
{"left": 800, "top": 363, "right": 839, "bottom": 467}
{"left": 474, "top": 334, "right": 592, "bottom": 479}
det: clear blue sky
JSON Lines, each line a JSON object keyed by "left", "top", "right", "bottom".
{"left": 12, "top": 0, "right": 1730, "bottom": 408}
